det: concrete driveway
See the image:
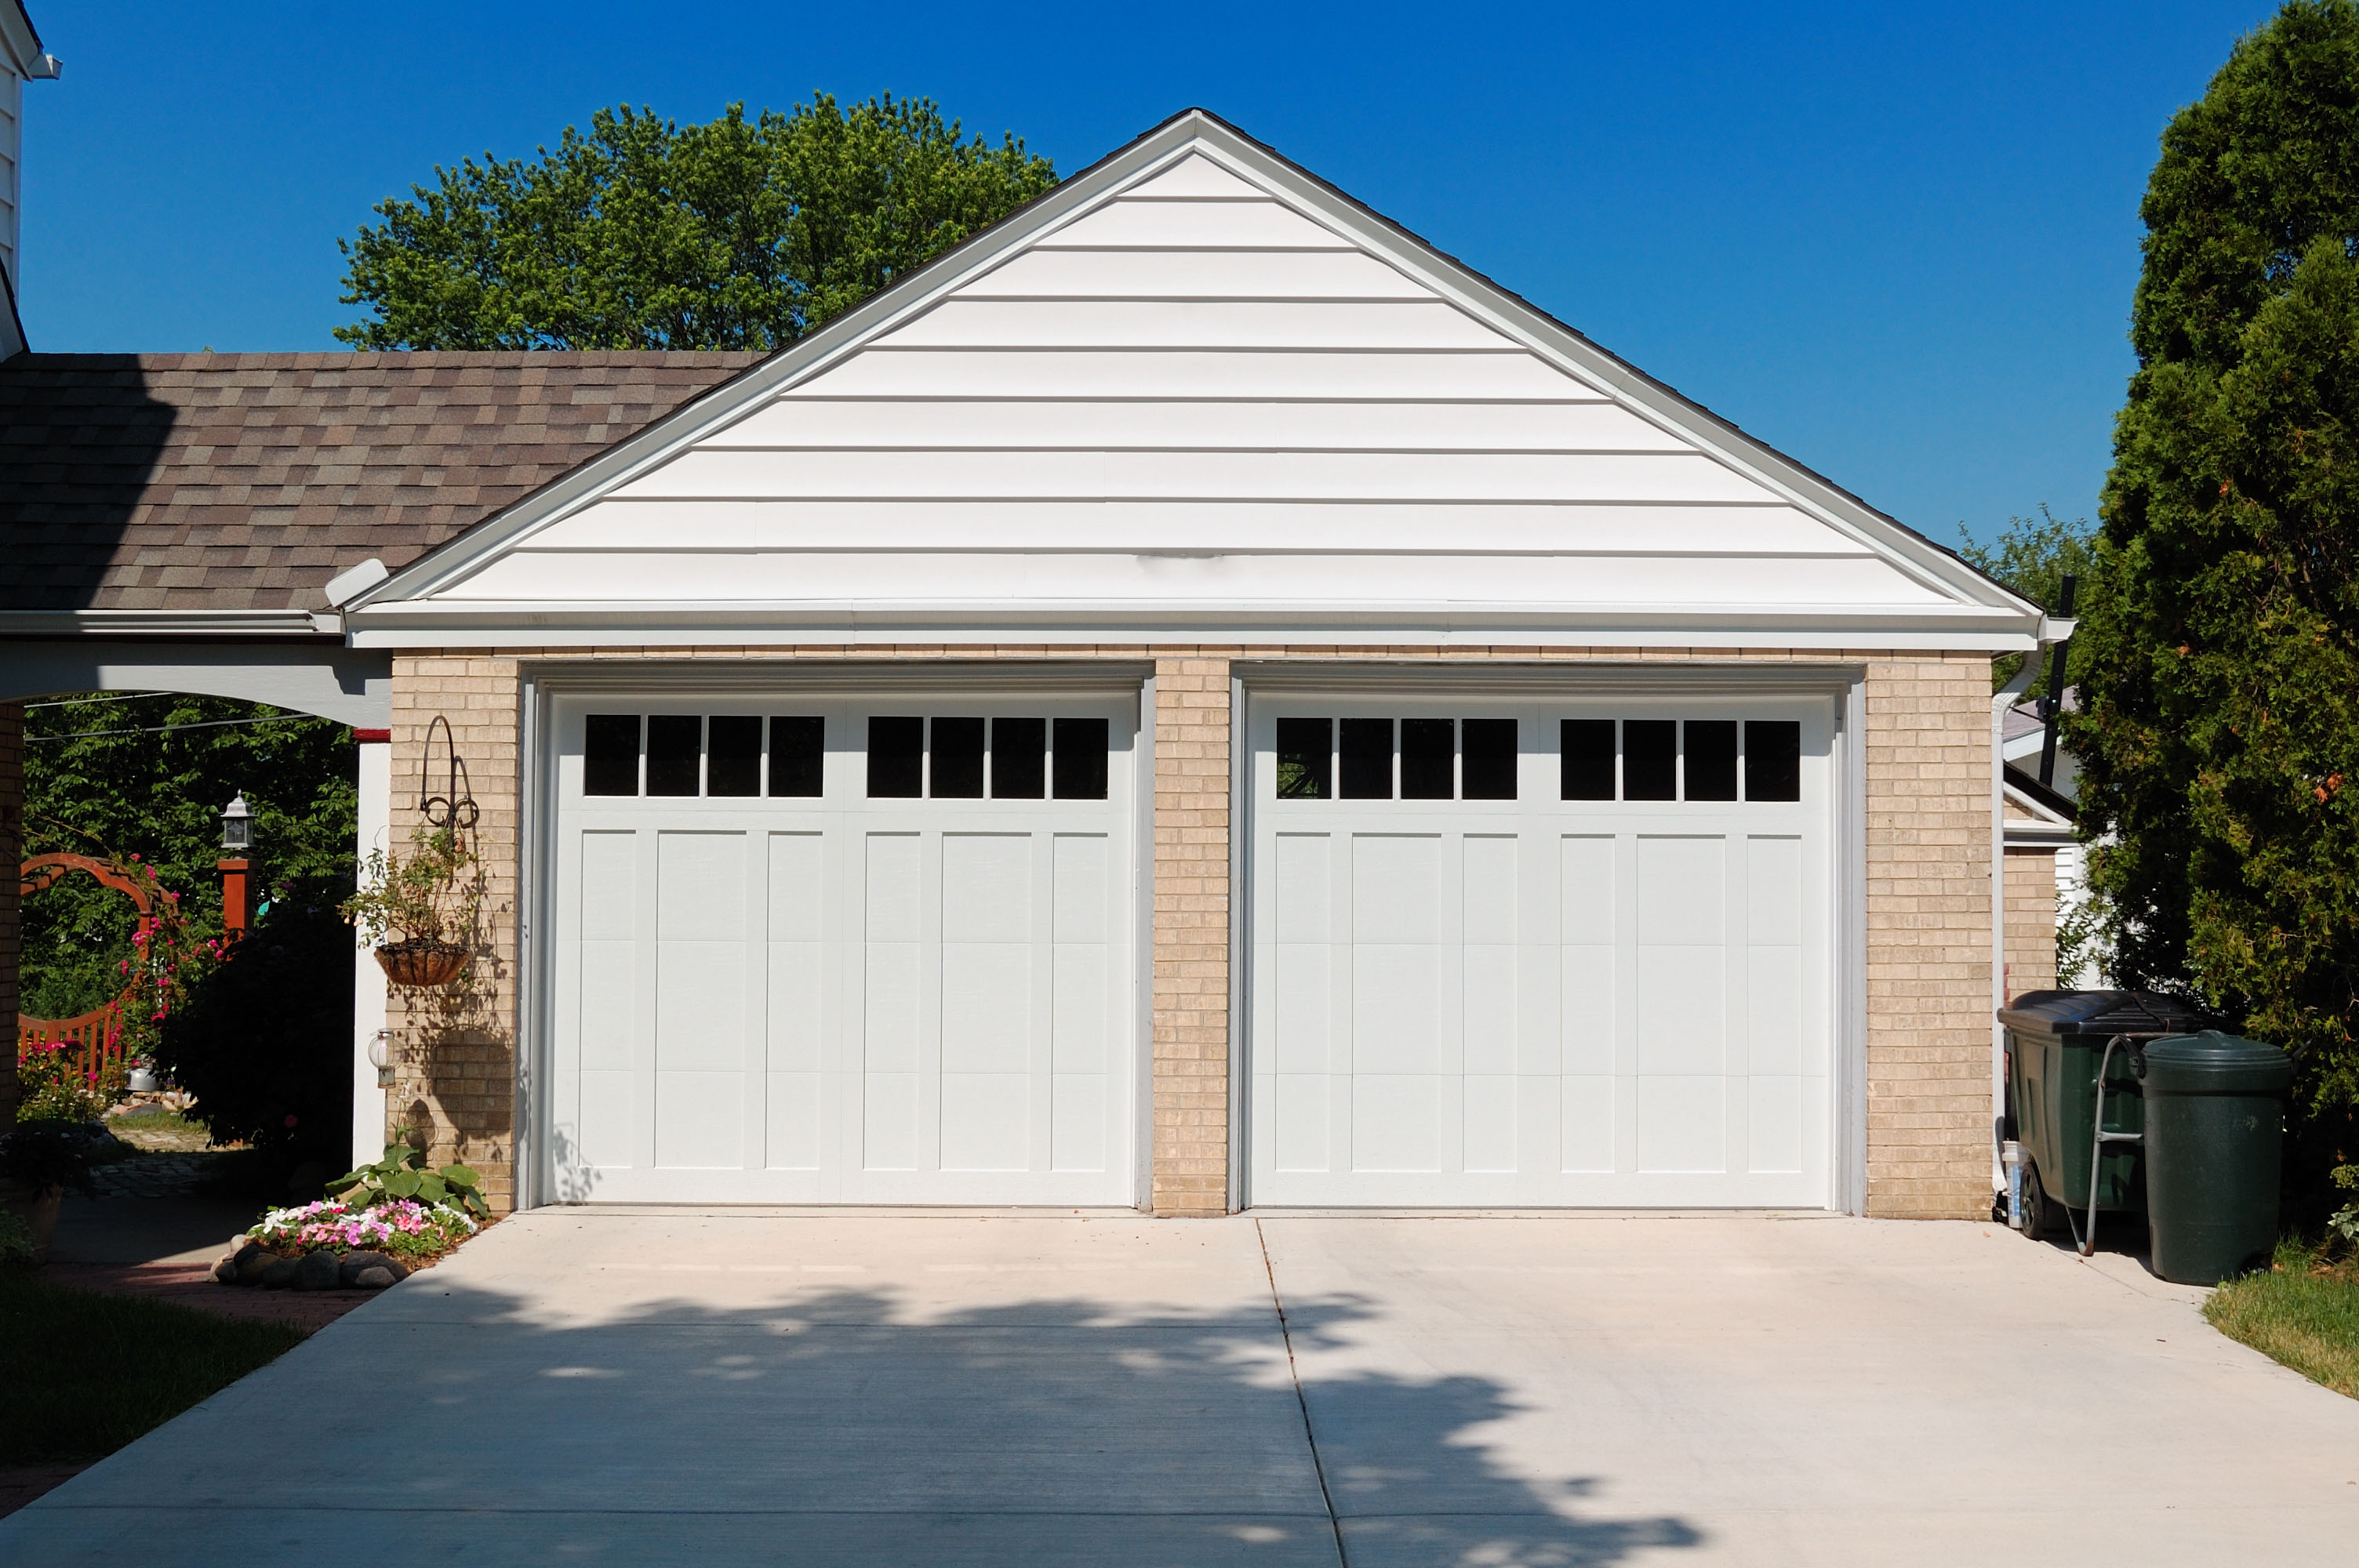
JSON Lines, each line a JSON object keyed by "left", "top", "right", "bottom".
{"left": 5, "top": 1210, "right": 2357, "bottom": 1565}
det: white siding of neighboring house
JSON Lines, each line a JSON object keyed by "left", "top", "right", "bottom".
{"left": 410, "top": 151, "right": 1971, "bottom": 639}
{"left": 0, "top": 55, "right": 20, "bottom": 310}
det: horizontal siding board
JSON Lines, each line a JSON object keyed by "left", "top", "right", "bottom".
{"left": 794, "top": 349, "right": 1586, "bottom": 399}
{"left": 1042, "top": 200, "right": 1352, "bottom": 249}
{"left": 612, "top": 447, "right": 1781, "bottom": 504}
{"left": 1121, "top": 154, "right": 1269, "bottom": 198}
{"left": 961, "top": 249, "right": 1428, "bottom": 300}
{"left": 715, "top": 401, "right": 1670, "bottom": 452}
{"left": 450, "top": 549, "right": 1949, "bottom": 606}
{"left": 874, "top": 298, "right": 1510, "bottom": 350}
{"left": 536, "top": 499, "right": 1866, "bottom": 554}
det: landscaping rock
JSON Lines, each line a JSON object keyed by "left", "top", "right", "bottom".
{"left": 353, "top": 1266, "right": 398, "bottom": 1290}
{"left": 258, "top": 1257, "right": 301, "bottom": 1290}
{"left": 237, "top": 1248, "right": 283, "bottom": 1284}
{"left": 293, "top": 1251, "right": 343, "bottom": 1291}
{"left": 337, "top": 1251, "right": 408, "bottom": 1287}
{"left": 211, "top": 1256, "right": 239, "bottom": 1284}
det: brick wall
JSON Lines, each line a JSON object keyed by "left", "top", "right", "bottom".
{"left": 384, "top": 644, "right": 1997, "bottom": 1218}
{"left": 2005, "top": 848, "right": 2059, "bottom": 1000}
{"left": 1862, "top": 657, "right": 1995, "bottom": 1219}
{"left": 0, "top": 703, "right": 19, "bottom": 1128}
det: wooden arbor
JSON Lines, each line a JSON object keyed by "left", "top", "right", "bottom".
{"left": 15, "top": 852, "right": 157, "bottom": 1092}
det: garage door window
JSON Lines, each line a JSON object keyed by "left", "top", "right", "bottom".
{"left": 585, "top": 713, "right": 831, "bottom": 798}
{"left": 863, "top": 715, "right": 1109, "bottom": 800}
{"left": 1272, "top": 717, "right": 1519, "bottom": 801}
{"left": 1558, "top": 718, "right": 1803, "bottom": 803}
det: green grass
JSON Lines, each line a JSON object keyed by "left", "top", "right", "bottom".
{"left": 104, "top": 1105, "right": 205, "bottom": 1138}
{"left": 2204, "top": 1242, "right": 2359, "bottom": 1402}
{"left": 0, "top": 1270, "right": 308, "bottom": 1461}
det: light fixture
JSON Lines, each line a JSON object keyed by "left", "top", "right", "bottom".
{"left": 368, "top": 1029, "right": 394, "bottom": 1088}
{"left": 219, "top": 792, "right": 254, "bottom": 852}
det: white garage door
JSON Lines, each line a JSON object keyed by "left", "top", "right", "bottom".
{"left": 1248, "top": 695, "right": 1834, "bottom": 1207}
{"left": 547, "top": 694, "right": 1137, "bottom": 1204}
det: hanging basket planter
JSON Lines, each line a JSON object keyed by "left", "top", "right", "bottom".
{"left": 373, "top": 938, "right": 473, "bottom": 989}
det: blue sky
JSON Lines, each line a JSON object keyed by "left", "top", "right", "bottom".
{"left": 16, "top": 1, "right": 2278, "bottom": 546}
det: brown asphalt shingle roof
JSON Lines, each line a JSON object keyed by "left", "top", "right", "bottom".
{"left": 0, "top": 350, "right": 764, "bottom": 612}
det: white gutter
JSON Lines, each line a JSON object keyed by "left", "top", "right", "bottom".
{"left": 1990, "top": 628, "right": 2060, "bottom": 1196}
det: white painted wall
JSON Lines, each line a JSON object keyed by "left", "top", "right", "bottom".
{"left": 351, "top": 739, "right": 391, "bottom": 1167}
{"left": 393, "top": 147, "right": 1981, "bottom": 645}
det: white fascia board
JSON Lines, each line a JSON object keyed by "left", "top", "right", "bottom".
{"left": 344, "top": 109, "right": 2045, "bottom": 636}
{"left": 0, "top": 608, "right": 332, "bottom": 637}
{"left": 0, "top": 2, "right": 54, "bottom": 78}
{"left": 343, "top": 598, "right": 2037, "bottom": 651}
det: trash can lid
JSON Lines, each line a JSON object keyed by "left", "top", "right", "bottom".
{"left": 1996, "top": 989, "right": 2215, "bottom": 1038}
{"left": 2141, "top": 1030, "right": 2294, "bottom": 1094}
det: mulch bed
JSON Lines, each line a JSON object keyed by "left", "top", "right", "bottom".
{"left": 43, "top": 1260, "right": 376, "bottom": 1332}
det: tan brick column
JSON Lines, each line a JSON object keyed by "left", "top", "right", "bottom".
{"left": 1150, "top": 656, "right": 1233, "bottom": 1215}
{"left": 0, "top": 702, "right": 20, "bottom": 1127}
{"left": 387, "top": 655, "right": 523, "bottom": 1211}
{"left": 2004, "top": 848, "right": 2059, "bottom": 998}
{"left": 1863, "top": 657, "right": 1994, "bottom": 1218}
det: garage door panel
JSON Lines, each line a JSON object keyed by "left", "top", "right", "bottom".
{"left": 552, "top": 697, "right": 1136, "bottom": 1205}
{"left": 1251, "top": 698, "right": 1832, "bottom": 1208}
{"left": 1636, "top": 946, "right": 1726, "bottom": 1075}
{"left": 1560, "top": 1076, "right": 1614, "bottom": 1172}
{"left": 940, "top": 1071, "right": 1030, "bottom": 1170}
{"left": 1352, "top": 1074, "right": 1441, "bottom": 1171}
{"left": 1352, "top": 944, "right": 1446, "bottom": 1074}
{"left": 1464, "top": 1074, "right": 1517, "bottom": 1171}
{"left": 655, "top": 1071, "right": 744, "bottom": 1169}
{"left": 766, "top": 1071, "right": 821, "bottom": 1170}
{"left": 1637, "top": 1076, "right": 1726, "bottom": 1173}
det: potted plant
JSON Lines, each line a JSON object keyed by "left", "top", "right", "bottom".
{"left": 341, "top": 823, "right": 482, "bottom": 988}
{"left": 0, "top": 1123, "right": 98, "bottom": 1262}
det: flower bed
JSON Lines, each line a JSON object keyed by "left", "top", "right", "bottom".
{"left": 213, "top": 1199, "right": 482, "bottom": 1292}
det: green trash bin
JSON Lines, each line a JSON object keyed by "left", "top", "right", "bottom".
{"left": 2141, "top": 1031, "right": 2292, "bottom": 1285}
{"left": 1997, "top": 991, "right": 2213, "bottom": 1240}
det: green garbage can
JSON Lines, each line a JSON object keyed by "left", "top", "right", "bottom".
{"left": 2141, "top": 1031, "right": 2292, "bottom": 1285}
{"left": 1997, "top": 991, "right": 2213, "bottom": 1240}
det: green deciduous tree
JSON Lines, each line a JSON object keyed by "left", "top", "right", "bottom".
{"left": 336, "top": 94, "right": 1058, "bottom": 350}
{"left": 2071, "top": 0, "right": 2359, "bottom": 1108}
{"left": 1957, "top": 505, "right": 2100, "bottom": 692}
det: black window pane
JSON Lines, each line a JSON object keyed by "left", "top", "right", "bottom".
{"left": 1052, "top": 717, "right": 1109, "bottom": 800}
{"left": 1276, "top": 718, "right": 1331, "bottom": 800}
{"left": 931, "top": 717, "right": 986, "bottom": 798}
{"left": 769, "top": 716, "right": 824, "bottom": 797}
{"left": 868, "top": 716, "right": 923, "bottom": 798}
{"left": 1401, "top": 718, "right": 1454, "bottom": 800}
{"left": 992, "top": 717, "right": 1046, "bottom": 799}
{"left": 1560, "top": 719, "right": 1614, "bottom": 800}
{"left": 1685, "top": 720, "right": 1738, "bottom": 802}
{"left": 1747, "top": 720, "right": 1802, "bottom": 802}
{"left": 1340, "top": 717, "right": 1393, "bottom": 800}
{"left": 1624, "top": 720, "right": 1677, "bottom": 801}
{"left": 707, "top": 716, "right": 762, "bottom": 797}
{"left": 646, "top": 715, "right": 702, "bottom": 797}
{"left": 583, "top": 714, "right": 640, "bottom": 797}
{"left": 1463, "top": 719, "right": 1518, "bottom": 800}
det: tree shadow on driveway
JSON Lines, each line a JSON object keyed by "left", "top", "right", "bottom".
{"left": 0, "top": 1272, "right": 1703, "bottom": 1566}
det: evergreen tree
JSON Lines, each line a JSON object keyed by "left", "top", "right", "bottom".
{"left": 2073, "top": 0, "right": 2359, "bottom": 1106}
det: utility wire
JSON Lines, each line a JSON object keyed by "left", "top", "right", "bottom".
{"left": 29, "top": 713, "right": 323, "bottom": 743}
{"left": 24, "top": 691, "right": 170, "bottom": 709}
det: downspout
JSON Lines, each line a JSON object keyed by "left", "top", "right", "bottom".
{"left": 1990, "top": 618, "right": 2070, "bottom": 1197}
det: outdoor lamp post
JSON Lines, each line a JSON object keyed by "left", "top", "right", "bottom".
{"left": 218, "top": 793, "right": 254, "bottom": 937}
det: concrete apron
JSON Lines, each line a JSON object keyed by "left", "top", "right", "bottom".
{"left": 2, "top": 1210, "right": 2354, "bottom": 1566}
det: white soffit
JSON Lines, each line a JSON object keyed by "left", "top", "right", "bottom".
{"left": 345, "top": 112, "right": 2042, "bottom": 651}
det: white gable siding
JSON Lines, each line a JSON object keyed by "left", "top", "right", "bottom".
{"left": 385, "top": 146, "right": 2002, "bottom": 647}
{"left": 0, "top": 59, "right": 20, "bottom": 302}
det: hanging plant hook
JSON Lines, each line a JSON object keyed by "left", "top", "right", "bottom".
{"left": 417, "top": 715, "right": 480, "bottom": 832}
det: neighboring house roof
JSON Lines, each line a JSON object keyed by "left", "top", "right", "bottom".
{"left": 342, "top": 109, "right": 2052, "bottom": 651}
{"left": 0, "top": 351, "right": 761, "bottom": 619}
{"left": 2003, "top": 762, "right": 2076, "bottom": 846}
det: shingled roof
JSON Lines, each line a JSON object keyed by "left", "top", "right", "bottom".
{"left": 0, "top": 351, "right": 764, "bottom": 614}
